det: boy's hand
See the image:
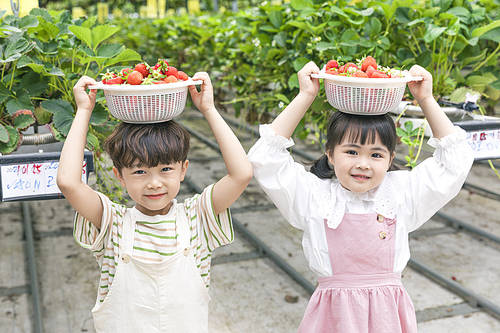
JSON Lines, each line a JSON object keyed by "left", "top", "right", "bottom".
{"left": 189, "top": 72, "right": 215, "bottom": 114}
{"left": 298, "top": 61, "right": 320, "bottom": 98}
{"left": 74, "top": 76, "right": 98, "bottom": 113}
{"left": 407, "top": 65, "right": 434, "bottom": 104}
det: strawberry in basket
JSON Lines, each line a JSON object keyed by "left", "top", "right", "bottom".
{"left": 101, "top": 58, "right": 191, "bottom": 86}
{"left": 324, "top": 56, "right": 404, "bottom": 79}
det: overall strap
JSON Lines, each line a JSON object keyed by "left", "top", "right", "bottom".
{"left": 120, "top": 208, "right": 137, "bottom": 256}
{"left": 175, "top": 204, "right": 191, "bottom": 251}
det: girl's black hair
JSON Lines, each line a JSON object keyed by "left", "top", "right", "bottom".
{"left": 310, "top": 111, "right": 398, "bottom": 179}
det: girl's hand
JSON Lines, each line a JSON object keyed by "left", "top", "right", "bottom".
{"left": 188, "top": 72, "right": 215, "bottom": 114}
{"left": 407, "top": 65, "right": 433, "bottom": 104}
{"left": 298, "top": 61, "right": 320, "bottom": 98}
{"left": 73, "top": 76, "right": 98, "bottom": 113}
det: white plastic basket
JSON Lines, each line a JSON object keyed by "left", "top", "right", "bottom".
{"left": 89, "top": 80, "right": 202, "bottom": 123}
{"left": 311, "top": 72, "right": 421, "bottom": 115}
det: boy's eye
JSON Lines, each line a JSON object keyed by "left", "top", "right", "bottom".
{"left": 133, "top": 170, "right": 146, "bottom": 175}
{"left": 161, "top": 167, "right": 173, "bottom": 172}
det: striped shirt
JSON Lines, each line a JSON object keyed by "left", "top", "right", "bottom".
{"left": 73, "top": 184, "right": 233, "bottom": 303}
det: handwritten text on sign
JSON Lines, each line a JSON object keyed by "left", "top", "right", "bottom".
{"left": 1, "top": 161, "right": 87, "bottom": 200}
{"left": 466, "top": 129, "right": 500, "bottom": 160}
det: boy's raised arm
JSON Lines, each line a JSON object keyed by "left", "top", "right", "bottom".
{"left": 188, "top": 73, "right": 253, "bottom": 215}
{"left": 56, "top": 76, "right": 103, "bottom": 229}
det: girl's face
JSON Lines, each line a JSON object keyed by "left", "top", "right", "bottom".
{"left": 114, "top": 160, "right": 189, "bottom": 216}
{"left": 327, "top": 132, "right": 394, "bottom": 193}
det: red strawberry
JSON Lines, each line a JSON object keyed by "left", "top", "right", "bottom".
{"left": 361, "top": 56, "right": 377, "bottom": 72}
{"left": 106, "top": 77, "right": 124, "bottom": 84}
{"left": 134, "top": 63, "right": 149, "bottom": 78}
{"left": 163, "top": 75, "right": 178, "bottom": 83}
{"left": 353, "top": 71, "right": 369, "bottom": 78}
{"left": 120, "top": 68, "right": 133, "bottom": 78}
{"left": 326, "top": 68, "right": 338, "bottom": 75}
{"left": 365, "top": 66, "right": 376, "bottom": 77}
{"left": 177, "top": 71, "right": 189, "bottom": 81}
{"left": 127, "top": 71, "right": 144, "bottom": 85}
{"left": 165, "top": 66, "right": 178, "bottom": 78}
{"left": 340, "top": 62, "right": 358, "bottom": 74}
{"left": 370, "top": 70, "right": 390, "bottom": 78}
{"left": 326, "top": 60, "right": 339, "bottom": 70}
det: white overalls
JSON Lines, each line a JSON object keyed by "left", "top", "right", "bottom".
{"left": 91, "top": 204, "right": 210, "bottom": 332}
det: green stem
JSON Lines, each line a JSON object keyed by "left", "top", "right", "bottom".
{"left": 487, "top": 160, "right": 500, "bottom": 180}
{"left": 1, "top": 64, "right": 5, "bottom": 82}
{"left": 473, "top": 43, "right": 500, "bottom": 72}
{"left": 411, "top": 123, "right": 426, "bottom": 165}
{"left": 8, "top": 61, "right": 17, "bottom": 90}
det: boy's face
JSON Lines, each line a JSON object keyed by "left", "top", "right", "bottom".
{"left": 327, "top": 132, "right": 393, "bottom": 193}
{"left": 114, "top": 160, "right": 189, "bottom": 216}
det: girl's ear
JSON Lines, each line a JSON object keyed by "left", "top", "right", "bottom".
{"left": 180, "top": 160, "right": 189, "bottom": 181}
{"left": 388, "top": 152, "right": 395, "bottom": 170}
{"left": 113, "top": 167, "right": 126, "bottom": 187}
{"left": 326, "top": 152, "right": 334, "bottom": 169}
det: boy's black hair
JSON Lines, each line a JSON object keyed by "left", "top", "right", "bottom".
{"left": 310, "top": 111, "right": 398, "bottom": 179}
{"left": 104, "top": 120, "right": 190, "bottom": 172}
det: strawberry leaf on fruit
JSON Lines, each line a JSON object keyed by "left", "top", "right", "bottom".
{"left": 0, "top": 124, "right": 9, "bottom": 143}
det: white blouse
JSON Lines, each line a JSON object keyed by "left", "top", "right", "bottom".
{"left": 248, "top": 124, "right": 474, "bottom": 277}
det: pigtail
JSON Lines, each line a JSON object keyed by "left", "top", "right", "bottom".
{"left": 310, "top": 154, "right": 335, "bottom": 179}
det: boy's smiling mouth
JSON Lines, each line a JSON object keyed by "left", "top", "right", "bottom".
{"left": 145, "top": 193, "right": 167, "bottom": 199}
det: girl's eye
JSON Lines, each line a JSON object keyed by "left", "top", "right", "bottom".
{"left": 346, "top": 150, "right": 357, "bottom": 155}
{"left": 372, "top": 153, "right": 383, "bottom": 158}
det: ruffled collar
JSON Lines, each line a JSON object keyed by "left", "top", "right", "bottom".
{"left": 323, "top": 176, "right": 397, "bottom": 229}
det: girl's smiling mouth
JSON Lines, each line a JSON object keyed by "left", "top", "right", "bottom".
{"left": 351, "top": 174, "right": 370, "bottom": 181}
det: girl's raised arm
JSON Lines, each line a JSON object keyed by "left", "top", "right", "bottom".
{"left": 407, "top": 65, "right": 455, "bottom": 139}
{"left": 271, "top": 61, "right": 320, "bottom": 139}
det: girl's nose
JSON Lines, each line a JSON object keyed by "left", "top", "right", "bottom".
{"left": 356, "top": 157, "right": 371, "bottom": 169}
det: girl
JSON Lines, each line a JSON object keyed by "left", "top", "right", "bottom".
{"left": 248, "top": 62, "right": 474, "bottom": 332}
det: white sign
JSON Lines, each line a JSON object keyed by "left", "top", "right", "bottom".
{"left": 466, "top": 129, "right": 500, "bottom": 160}
{"left": 0, "top": 160, "right": 88, "bottom": 200}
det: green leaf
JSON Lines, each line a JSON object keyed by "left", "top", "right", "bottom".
{"left": 104, "top": 49, "right": 142, "bottom": 67}
{"left": 293, "top": 57, "right": 309, "bottom": 71}
{"left": 86, "top": 132, "right": 99, "bottom": 150}
{"left": 479, "top": 27, "right": 500, "bottom": 43}
{"left": 0, "top": 124, "right": 9, "bottom": 143}
{"left": 91, "top": 25, "right": 121, "bottom": 51}
{"left": 13, "top": 113, "right": 35, "bottom": 130}
{"left": 0, "top": 125, "right": 19, "bottom": 154}
{"left": 41, "top": 99, "right": 74, "bottom": 136}
{"left": 34, "top": 106, "right": 52, "bottom": 125}
{"left": 424, "top": 24, "right": 447, "bottom": 43}
{"left": 471, "top": 20, "right": 500, "bottom": 39}
{"left": 275, "top": 94, "right": 290, "bottom": 104}
{"left": 288, "top": 73, "right": 299, "bottom": 89}
{"left": 69, "top": 25, "right": 92, "bottom": 50}
{"left": 290, "top": 0, "right": 313, "bottom": 11}
{"left": 491, "top": 80, "right": 500, "bottom": 90}
{"left": 268, "top": 11, "right": 282, "bottom": 28}
{"left": 90, "top": 103, "right": 108, "bottom": 125}
{"left": 6, "top": 94, "right": 33, "bottom": 115}
{"left": 96, "top": 44, "right": 124, "bottom": 58}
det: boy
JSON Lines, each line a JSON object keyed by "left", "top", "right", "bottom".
{"left": 57, "top": 73, "right": 252, "bottom": 332}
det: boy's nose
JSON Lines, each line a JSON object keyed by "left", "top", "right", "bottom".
{"left": 147, "top": 177, "right": 163, "bottom": 188}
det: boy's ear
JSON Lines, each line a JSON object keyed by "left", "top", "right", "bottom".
{"left": 180, "top": 160, "right": 189, "bottom": 181}
{"left": 113, "top": 167, "right": 126, "bottom": 187}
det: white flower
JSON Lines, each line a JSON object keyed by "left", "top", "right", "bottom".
{"left": 279, "top": 101, "right": 284, "bottom": 109}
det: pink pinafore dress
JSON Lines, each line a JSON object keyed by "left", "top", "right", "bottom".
{"left": 298, "top": 213, "right": 418, "bottom": 333}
